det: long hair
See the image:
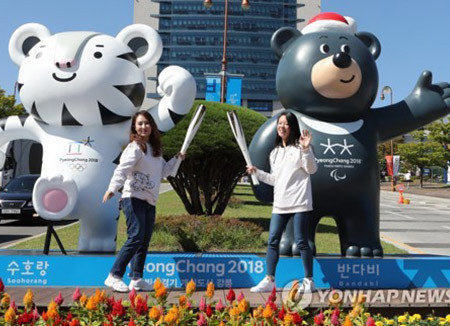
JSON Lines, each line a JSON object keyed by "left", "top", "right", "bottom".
{"left": 129, "top": 110, "right": 162, "bottom": 157}
{"left": 274, "top": 111, "right": 301, "bottom": 148}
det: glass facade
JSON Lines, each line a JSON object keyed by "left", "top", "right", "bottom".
{"left": 150, "top": 0, "right": 300, "bottom": 108}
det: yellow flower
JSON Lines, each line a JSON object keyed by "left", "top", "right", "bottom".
{"left": 156, "top": 316, "right": 164, "bottom": 326}
{"left": 23, "top": 289, "right": 34, "bottom": 309}
{"left": 1, "top": 293, "right": 11, "bottom": 308}
{"left": 409, "top": 314, "right": 422, "bottom": 323}
{"left": 343, "top": 315, "right": 352, "bottom": 326}
{"left": 149, "top": 306, "right": 161, "bottom": 320}
{"left": 439, "top": 322, "right": 447, "bottom": 326}
{"left": 154, "top": 278, "right": 163, "bottom": 292}
{"left": 238, "top": 298, "right": 249, "bottom": 314}
{"left": 229, "top": 306, "right": 240, "bottom": 320}
{"left": 428, "top": 317, "right": 435, "bottom": 322}
{"left": 164, "top": 307, "right": 179, "bottom": 326}
{"left": 186, "top": 279, "right": 196, "bottom": 296}
{"left": 397, "top": 316, "right": 407, "bottom": 323}
{"left": 349, "top": 304, "right": 362, "bottom": 318}
{"left": 79, "top": 293, "right": 87, "bottom": 307}
{"left": 169, "top": 305, "right": 179, "bottom": 317}
{"left": 85, "top": 296, "right": 98, "bottom": 310}
{"left": 93, "top": 289, "right": 106, "bottom": 303}
{"left": 164, "top": 312, "right": 178, "bottom": 325}
{"left": 206, "top": 282, "right": 215, "bottom": 298}
{"left": 155, "top": 285, "right": 167, "bottom": 299}
{"left": 386, "top": 319, "right": 395, "bottom": 325}
{"left": 253, "top": 305, "right": 264, "bottom": 319}
{"left": 4, "top": 307, "right": 16, "bottom": 324}
{"left": 178, "top": 295, "right": 187, "bottom": 308}
{"left": 47, "top": 301, "right": 59, "bottom": 320}
{"left": 284, "top": 313, "right": 294, "bottom": 326}
{"left": 375, "top": 321, "right": 383, "bottom": 326}
{"left": 263, "top": 304, "right": 273, "bottom": 319}
{"left": 446, "top": 315, "right": 450, "bottom": 323}
{"left": 364, "top": 313, "right": 371, "bottom": 318}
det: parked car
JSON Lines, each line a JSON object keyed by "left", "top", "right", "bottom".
{"left": 0, "top": 174, "right": 39, "bottom": 220}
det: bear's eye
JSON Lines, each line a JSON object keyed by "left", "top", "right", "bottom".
{"left": 320, "top": 44, "right": 330, "bottom": 54}
{"left": 341, "top": 45, "right": 350, "bottom": 54}
{"left": 94, "top": 52, "right": 103, "bottom": 59}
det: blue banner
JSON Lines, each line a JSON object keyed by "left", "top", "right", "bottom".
{"left": 1, "top": 253, "right": 449, "bottom": 289}
{"left": 205, "top": 77, "right": 221, "bottom": 102}
{"left": 226, "top": 76, "right": 242, "bottom": 106}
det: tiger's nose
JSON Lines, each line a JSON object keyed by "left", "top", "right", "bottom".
{"left": 55, "top": 60, "right": 75, "bottom": 68}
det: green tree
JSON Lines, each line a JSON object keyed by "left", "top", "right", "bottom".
{"left": 0, "top": 87, "right": 25, "bottom": 118}
{"left": 426, "top": 118, "right": 450, "bottom": 161}
{"left": 397, "top": 129, "right": 448, "bottom": 187}
{"left": 162, "top": 100, "right": 267, "bottom": 215}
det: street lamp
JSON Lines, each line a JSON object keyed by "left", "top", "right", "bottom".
{"left": 380, "top": 85, "right": 396, "bottom": 191}
{"left": 204, "top": 0, "right": 250, "bottom": 103}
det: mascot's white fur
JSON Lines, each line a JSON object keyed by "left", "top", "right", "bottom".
{"left": 2, "top": 23, "right": 196, "bottom": 252}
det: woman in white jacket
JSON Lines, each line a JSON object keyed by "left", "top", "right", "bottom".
{"left": 102, "top": 110, "right": 183, "bottom": 292}
{"left": 247, "top": 111, "right": 317, "bottom": 294}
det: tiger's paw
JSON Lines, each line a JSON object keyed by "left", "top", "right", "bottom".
{"left": 33, "top": 175, "right": 78, "bottom": 221}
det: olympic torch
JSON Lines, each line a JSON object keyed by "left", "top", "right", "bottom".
{"left": 227, "top": 111, "right": 259, "bottom": 185}
{"left": 170, "top": 104, "right": 206, "bottom": 177}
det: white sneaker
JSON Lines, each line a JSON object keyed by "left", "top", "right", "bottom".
{"left": 250, "top": 277, "right": 276, "bottom": 293}
{"left": 297, "top": 278, "right": 316, "bottom": 295}
{"left": 129, "top": 278, "right": 153, "bottom": 291}
{"left": 104, "top": 274, "right": 129, "bottom": 292}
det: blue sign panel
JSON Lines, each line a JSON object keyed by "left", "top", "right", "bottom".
{"left": 226, "top": 76, "right": 242, "bottom": 106}
{"left": 1, "top": 253, "right": 449, "bottom": 289}
{"left": 205, "top": 77, "right": 221, "bottom": 102}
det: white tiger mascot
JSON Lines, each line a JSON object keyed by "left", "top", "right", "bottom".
{"left": 2, "top": 23, "right": 196, "bottom": 252}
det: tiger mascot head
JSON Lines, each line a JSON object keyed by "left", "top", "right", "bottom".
{"left": 9, "top": 23, "right": 162, "bottom": 126}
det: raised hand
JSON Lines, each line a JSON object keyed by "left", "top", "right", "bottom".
{"left": 409, "top": 71, "right": 450, "bottom": 111}
{"left": 299, "top": 129, "right": 312, "bottom": 149}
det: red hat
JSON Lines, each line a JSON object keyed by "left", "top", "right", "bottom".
{"left": 302, "top": 12, "right": 357, "bottom": 35}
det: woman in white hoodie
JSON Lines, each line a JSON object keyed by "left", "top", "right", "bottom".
{"left": 102, "top": 110, "right": 182, "bottom": 292}
{"left": 247, "top": 111, "right": 317, "bottom": 294}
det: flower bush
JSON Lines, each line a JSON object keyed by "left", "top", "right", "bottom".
{"left": 0, "top": 277, "right": 450, "bottom": 325}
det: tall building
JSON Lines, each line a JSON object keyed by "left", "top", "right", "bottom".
{"left": 134, "top": 0, "right": 320, "bottom": 116}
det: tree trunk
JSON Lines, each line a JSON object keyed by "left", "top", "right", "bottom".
{"left": 168, "top": 154, "right": 244, "bottom": 216}
{"left": 420, "top": 167, "right": 424, "bottom": 188}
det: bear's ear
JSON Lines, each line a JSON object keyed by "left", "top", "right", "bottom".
{"left": 356, "top": 32, "right": 381, "bottom": 60}
{"left": 116, "top": 24, "right": 163, "bottom": 70}
{"left": 271, "top": 27, "right": 302, "bottom": 58}
{"left": 9, "top": 23, "right": 51, "bottom": 66}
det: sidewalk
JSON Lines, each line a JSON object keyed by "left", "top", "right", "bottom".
{"left": 380, "top": 181, "right": 450, "bottom": 199}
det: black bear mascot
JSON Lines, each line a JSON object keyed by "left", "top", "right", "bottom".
{"left": 249, "top": 13, "right": 450, "bottom": 257}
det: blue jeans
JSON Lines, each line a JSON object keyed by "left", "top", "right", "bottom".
{"left": 266, "top": 212, "right": 313, "bottom": 278}
{"left": 110, "top": 197, "right": 155, "bottom": 279}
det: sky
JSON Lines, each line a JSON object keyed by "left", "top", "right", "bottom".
{"left": 1, "top": 0, "right": 450, "bottom": 109}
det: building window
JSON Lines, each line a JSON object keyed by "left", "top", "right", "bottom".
{"left": 247, "top": 100, "right": 273, "bottom": 112}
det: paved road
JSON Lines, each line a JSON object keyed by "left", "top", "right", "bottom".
{"left": 380, "top": 190, "right": 450, "bottom": 255}
{"left": 0, "top": 183, "right": 174, "bottom": 249}
{"left": 0, "top": 219, "right": 76, "bottom": 249}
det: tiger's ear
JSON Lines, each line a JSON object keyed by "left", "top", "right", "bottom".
{"left": 116, "top": 24, "right": 163, "bottom": 70}
{"left": 9, "top": 23, "right": 51, "bottom": 66}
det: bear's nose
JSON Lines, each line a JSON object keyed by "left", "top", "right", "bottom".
{"left": 333, "top": 52, "right": 351, "bottom": 68}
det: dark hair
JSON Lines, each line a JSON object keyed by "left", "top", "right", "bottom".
{"left": 130, "top": 110, "right": 162, "bottom": 157}
{"left": 274, "top": 112, "right": 301, "bottom": 147}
